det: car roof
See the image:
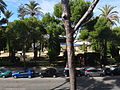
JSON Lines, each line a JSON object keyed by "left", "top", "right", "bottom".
{"left": 15, "top": 68, "right": 33, "bottom": 72}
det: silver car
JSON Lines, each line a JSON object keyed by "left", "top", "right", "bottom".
{"left": 85, "top": 69, "right": 104, "bottom": 77}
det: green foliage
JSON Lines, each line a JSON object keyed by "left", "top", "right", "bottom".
{"left": 79, "top": 29, "right": 89, "bottom": 40}
{"left": 54, "top": 0, "right": 92, "bottom": 25}
{"left": 54, "top": 3, "right": 62, "bottom": 18}
{"left": 46, "top": 22, "right": 61, "bottom": 60}
{"left": 107, "top": 27, "right": 120, "bottom": 58}
{"left": 42, "top": 13, "right": 64, "bottom": 60}
{"left": 6, "top": 20, "right": 28, "bottom": 52}
{"left": 93, "top": 17, "right": 111, "bottom": 40}
{"left": 82, "top": 43, "right": 87, "bottom": 52}
{"left": 47, "top": 35, "right": 60, "bottom": 60}
{"left": 112, "top": 27, "right": 120, "bottom": 43}
{"left": 70, "top": 0, "right": 92, "bottom": 24}
{"left": 42, "top": 13, "right": 60, "bottom": 25}
{"left": 0, "top": 27, "right": 7, "bottom": 50}
{"left": 79, "top": 16, "right": 120, "bottom": 65}
{"left": 82, "top": 17, "right": 99, "bottom": 31}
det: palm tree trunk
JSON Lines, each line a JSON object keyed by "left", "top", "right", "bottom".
{"left": 103, "top": 39, "right": 107, "bottom": 66}
{"left": 33, "top": 39, "right": 37, "bottom": 59}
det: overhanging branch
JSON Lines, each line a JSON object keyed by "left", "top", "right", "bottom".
{"left": 74, "top": 0, "right": 99, "bottom": 31}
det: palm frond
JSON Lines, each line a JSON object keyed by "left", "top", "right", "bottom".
{"left": 4, "top": 10, "right": 13, "bottom": 19}
{"left": 98, "top": 5, "right": 119, "bottom": 25}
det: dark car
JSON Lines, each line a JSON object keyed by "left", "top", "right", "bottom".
{"left": 104, "top": 66, "right": 119, "bottom": 75}
{"left": 12, "top": 68, "right": 35, "bottom": 78}
{"left": 110, "top": 67, "right": 120, "bottom": 76}
{"left": 63, "top": 68, "right": 84, "bottom": 77}
{"left": 40, "top": 68, "right": 57, "bottom": 78}
{"left": 104, "top": 68, "right": 111, "bottom": 75}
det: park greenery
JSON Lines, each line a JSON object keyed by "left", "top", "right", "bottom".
{"left": 0, "top": 0, "right": 120, "bottom": 67}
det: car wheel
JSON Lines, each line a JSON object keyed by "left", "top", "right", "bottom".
{"left": 77, "top": 74, "right": 81, "bottom": 77}
{"left": 53, "top": 75, "right": 56, "bottom": 78}
{"left": 41, "top": 75, "right": 44, "bottom": 78}
{"left": 13, "top": 76, "right": 17, "bottom": 79}
{"left": 100, "top": 74, "right": 104, "bottom": 77}
{"left": 65, "top": 74, "right": 68, "bottom": 77}
{"left": 2, "top": 75, "right": 6, "bottom": 78}
{"left": 86, "top": 74, "right": 90, "bottom": 77}
{"left": 111, "top": 73, "right": 114, "bottom": 76}
{"left": 28, "top": 75, "right": 32, "bottom": 78}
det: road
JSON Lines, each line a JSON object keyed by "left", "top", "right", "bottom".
{"left": 0, "top": 77, "right": 69, "bottom": 90}
{"left": 0, "top": 76, "right": 120, "bottom": 90}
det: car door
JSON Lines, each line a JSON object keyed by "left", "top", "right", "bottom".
{"left": 0, "top": 71, "right": 2, "bottom": 77}
{"left": 18, "top": 70, "right": 26, "bottom": 77}
{"left": 91, "top": 70, "right": 99, "bottom": 76}
{"left": 44, "top": 69, "right": 49, "bottom": 77}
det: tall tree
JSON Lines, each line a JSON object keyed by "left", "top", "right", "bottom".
{"left": 20, "top": 1, "right": 44, "bottom": 59}
{"left": 3, "top": 10, "right": 13, "bottom": 57}
{"left": 42, "top": 13, "right": 63, "bottom": 62}
{"left": 96, "top": 5, "right": 119, "bottom": 65}
{"left": 93, "top": 17, "right": 112, "bottom": 65}
{"left": 98, "top": 5, "right": 119, "bottom": 25}
{"left": 61, "top": 0, "right": 99, "bottom": 89}
{"left": 24, "top": 17, "right": 46, "bottom": 59}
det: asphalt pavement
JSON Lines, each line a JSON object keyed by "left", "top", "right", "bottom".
{"left": 0, "top": 76, "right": 120, "bottom": 90}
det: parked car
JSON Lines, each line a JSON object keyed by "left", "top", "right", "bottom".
{"left": 104, "top": 68, "right": 111, "bottom": 75}
{"left": 39, "top": 68, "right": 57, "bottom": 78}
{"left": 84, "top": 67, "right": 96, "bottom": 71}
{"left": 110, "top": 67, "right": 120, "bottom": 76}
{"left": 104, "top": 66, "right": 119, "bottom": 75}
{"left": 85, "top": 69, "right": 105, "bottom": 77}
{"left": 63, "top": 67, "right": 84, "bottom": 77}
{"left": 12, "top": 68, "right": 35, "bottom": 78}
{"left": 78, "top": 67, "right": 96, "bottom": 76}
{"left": 0, "top": 69, "right": 12, "bottom": 78}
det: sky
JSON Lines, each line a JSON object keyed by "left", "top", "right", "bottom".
{"left": 2, "top": 0, "right": 120, "bottom": 26}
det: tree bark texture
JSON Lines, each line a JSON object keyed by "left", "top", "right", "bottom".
{"left": 61, "top": 0, "right": 76, "bottom": 90}
{"left": 61, "top": 0, "right": 100, "bottom": 90}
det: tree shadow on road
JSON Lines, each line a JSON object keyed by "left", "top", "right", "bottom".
{"left": 77, "top": 76, "right": 120, "bottom": 90}
{"left": 50, "top": 76, "right": 120, "bottom": 90}
{"left": 50, "top": 78, "right": 70, "bottom": 90}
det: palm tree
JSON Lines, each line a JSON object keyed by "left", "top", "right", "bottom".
{"left": 3, "top": 10, "right": 13, "bottom": 23}
{"left": 98, "top": 5, "right": 119, "bottom": 25}
{"left": 0, "top": 0, "right": 7, "bottom": 14}
{"left": 0, "top": 0, "right": 7, "bottom": 25}
{"left": 18, "top": 4, "right": 26, "bottom": 20}
{"left": 24, "top": 1, "right": 43, "bottom": 59}
{"left": 98, "top": 5, "right": 119, "bottom": 66}
{"left": 3, "top": 10, "right": 13, "bottom": 57}
{"left": 25, "top": 0, "right": 43, "bottom": 17}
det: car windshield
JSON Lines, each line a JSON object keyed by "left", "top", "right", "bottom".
{"left": 0, "top": 69, "right": 7, "bottom": 72}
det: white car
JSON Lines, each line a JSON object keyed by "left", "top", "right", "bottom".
{"left": 85, "top": 69, "right": 105, "bottom": 77}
